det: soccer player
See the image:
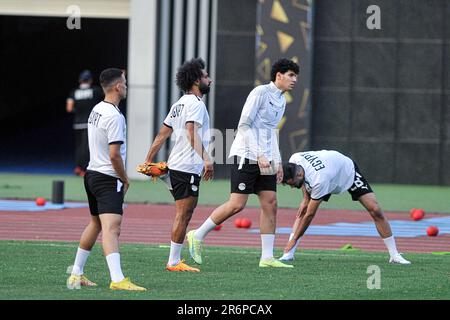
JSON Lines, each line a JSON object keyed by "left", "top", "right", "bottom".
{"left": 67, "top": 68, "right": 147, "bottom": 291}
{"left": 66, "top": 70, "right": 103, "bottom": 176}
{"left": 143, "top": 58, "right": 213, "bottom": 272}
{"left": 279, "top": 150, "right": 411, "bottom": 265}
{"left": 187, "top": 58, "right": 299, "bottom": 268}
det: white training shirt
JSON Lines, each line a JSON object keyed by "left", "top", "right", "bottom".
{"left": 289, "top": 150, "right": 355, "bottom": 200}
{"left": 87, "top": 101, "right": 126, "bottom": 178}
{"left": 163, "top": 94, "right": 210, "bottom": 175}
{"left": 229, "top": 82, "right": 284, "bottom": 164}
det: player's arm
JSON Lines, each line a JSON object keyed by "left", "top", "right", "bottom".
{"left": 109, "top": 143, "right": 129, "bottom": 194}
{"left": 66, "top": 98, "right": 74, "bottom": 113}
{"left": 272, "top": 130, "right": 282, "bottom": 182}
{"left": 144, "top": 124, "right": 173, "bottom": 163}
{"left": 297, "top": 185, "right": 311, "bottom": 218}
{"left": 238, "top": 91, "right": 270, "bottom": 169}
{"left": 293, "top": 198, "right": 322, "bottom": 241}
{"left": 186, "top": 122, "right": 213, "bottom": 180}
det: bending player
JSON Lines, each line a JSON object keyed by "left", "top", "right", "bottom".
{"left": 279, "top": 150, "right": 411, "bottom": 265}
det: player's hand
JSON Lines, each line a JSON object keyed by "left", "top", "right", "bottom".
{"left": 276, "top": 163, "right": 283, "bottom": 184}
{"left": 203, "top": 160, "right": 214, "bottom": 181}
{"left": 258, "top": 155, "right": 272, "bottom": 175}
{"left": 123, "top": 180, "right": 130, "bottom": 195}
{"left": 284, "top": 239, "right": 297, "bottom": 252}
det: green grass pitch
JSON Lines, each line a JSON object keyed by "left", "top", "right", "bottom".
{"left": 0, "top": 241, "right": 449, "bottom": 300}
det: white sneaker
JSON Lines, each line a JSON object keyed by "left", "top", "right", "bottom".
{"left": 389, "top": 253, "right": 411, "bottom": 265}
{"left": 279, "top": 253, "right": 295, "bottom": 262}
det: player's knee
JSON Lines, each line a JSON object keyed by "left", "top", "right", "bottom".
{"left": 369, "top": 205, "right": 384, "bottom": 220}
{"left": 229, "top": 202, "right": 246, "bottom": 214}
{"left": 264, "top": 196, "right": 277, "bottom": 209}
{"left": 104, "top": 224, "right": 121, "bottom": 237}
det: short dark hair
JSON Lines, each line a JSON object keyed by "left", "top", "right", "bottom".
{"left": 100, "top": 68, "right": 124, "bottom": 89}
{"left": 271, "top": 58, "right": 299, "bottom": 81}
{"left": 282, "top": 163, "right": 300, "bottom": 184}
{"left": 176, "top": 58, "right": 206, "bottom": 92}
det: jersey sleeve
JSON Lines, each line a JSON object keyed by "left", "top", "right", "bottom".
{"left": 186, "top": 101, "right": 206, "bottom": 127}
{"left": 310, "top": 182, "right": 329, "bottom": 200}
{"left": 163, "top": 108, "right": 173, "bottom": 128}
{"left": 105, "top": 114, "right": 126, "bottom": 145}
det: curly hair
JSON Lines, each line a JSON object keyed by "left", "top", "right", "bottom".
{"left": 175, "top": 58, "right": 206, "bottom": 92}
{"left": 270, "top": 58, "right": 300, "bottom": 82}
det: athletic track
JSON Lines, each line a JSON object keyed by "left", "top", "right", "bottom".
{"left": 1, "top": 204, "right": 449, "bottom": 253}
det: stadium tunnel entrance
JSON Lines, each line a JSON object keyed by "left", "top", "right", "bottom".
{"left": 0, "top": 16, "right": 128, "bottom": 174}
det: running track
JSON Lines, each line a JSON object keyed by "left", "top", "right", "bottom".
{"left": 0, "top": 204, "right": 449, "bottom": 253}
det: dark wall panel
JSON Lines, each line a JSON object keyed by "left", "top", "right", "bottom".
{"left": 353, "top": 43, "right": 396, "bottom": 88}
{"left": 351, "top": 92, "right": 395, "bottom": 139}
{"left": 398, "top": 0, "right": 444, "bottom": 39}
{"left": 312, "top": 91, "right": 351, "bottom": 140}
{"left": 397, "top": 94, "right": 441, "bottom": 141}
{"left": 214, "top": 0, "right": 257, "bottom": 177}
{"left": 312, "top": 0, "right": 447, "bottom": 185}
{"left": 353, "top": 0, "right": 397, "bottom": 38}
{"left": 314, "top": 0, "right": 352, "bottom": 38}
{"left": 398, "top": 44, "right": 442, "bottom": 90}
{"left": 350, "top": 142, "right": 396, "bottom": 183}
{"left": 313, "top": 41, "right": 351, "bottom": 88}
{"left": 395, "top": 143, "right": 440, "bottom": 185}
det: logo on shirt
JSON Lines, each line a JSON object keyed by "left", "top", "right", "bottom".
{"left": 238, "top": 183, "right": 246, "bottom": 191}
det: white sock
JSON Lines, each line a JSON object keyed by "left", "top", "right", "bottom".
{"left": 285, "top": 233, "right": 300, "bottom": 256}
{"left": 261, "top": 234, "right": 275, "bottom": 260}
{"left": 383, "top": 236, "right": 399, "bottom": 257}
{"left": 71, "top": 247, "right": 90, "bottom": 276}
{"left": 105, "top": 252, "right": 125, "bottom": 283}
{"left": 195, "top": 217, "right": 217, "bottom": 241}
{"left": 168, "top": 241, "right": 183, "bottom": 266}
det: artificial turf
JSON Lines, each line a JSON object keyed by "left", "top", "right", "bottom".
{"left": 0, "top": 240, "right": 449, "bottom": 300}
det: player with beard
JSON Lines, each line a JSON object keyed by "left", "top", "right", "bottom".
{"left": 143, "top": 58, "right": 213, "bottom": 272}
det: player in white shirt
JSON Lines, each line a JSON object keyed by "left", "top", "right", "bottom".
{"left": 68, "top": 68, "right": 147, "bottom": 291}
{"left": 279, "top": 150, "right": 411, "bottom": 265}
{"left": 187, "top": 59, "right": 300, "bottom": 268}
{"left": 143, "top": 58, "right": 213, "bottom": 272}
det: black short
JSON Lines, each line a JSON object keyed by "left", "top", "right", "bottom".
{"left": 167, "top": 169, "right": 201, "bottom": 201}
{"left": 348, "top": 162, "right": 373, "bottom": 201}
{"left": 84, "top": 170, "right": 124, "bottom": 215}
{"left": 230, "top": 157, "right": 276, "bottom": 194}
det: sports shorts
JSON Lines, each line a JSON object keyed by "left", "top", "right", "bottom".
{"left": 84, "top": 170, "right": 124, "bottom": 215}
{"left": 230, "top": 156, "right": 276, "bottom": 194}
{"left": 347, "top": 162, "right": 374, "bottom": 201}
{"left": 167, "top": 169, "right": 201, "bottom": 201}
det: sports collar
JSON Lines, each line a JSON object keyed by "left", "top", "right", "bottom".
{"left": 268, "top": 82, "right": 284, "bottom": 97}
{"left": 103, "top": 100, "right": 121, "bottom": 113}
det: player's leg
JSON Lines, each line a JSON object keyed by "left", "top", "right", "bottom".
{"left": 93, "top": 172, "right": 146, "bottom": 290}
{"left": 359, "top": 193, "right": 392, "bottom": 238}
{"left": 70, "top": 215, "right": 101, "bottom": 280}
{"left": 99, "top": 213, "right": 124, "bottom": 281}
{"left": 68, "top": 172, "right": 101, "bottom": 287}
{"left": 358, "top": 192, "right": 410, "bottom": 264}
{"left": 166, "top": 170, "right": 200, "bottom": 271}
{"left": 166, "top": 196, "right": 199, "bottom": 271}
{"left": 100, "top": 213, "right": 147, "bottom": 290}
{"left": 186, "top": 193, "right": 249, "bottom": 265}
{"left": 257, "top": 190, "right": 293, "bottom": 268}
{"left": 187, "top": 159, "right": 255, "bottom": 264}
{"left": 193, "top": 193, "right": 249, "bottom": 244}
